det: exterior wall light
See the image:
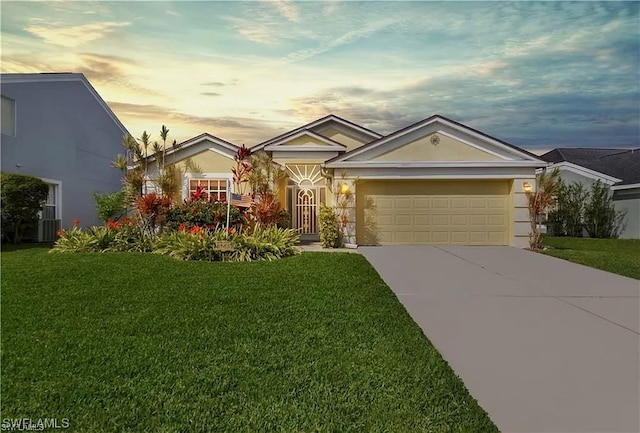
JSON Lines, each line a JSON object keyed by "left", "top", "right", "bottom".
{"left": 523, "top": 182, "right": 532, "bottom": 193}
{"left": 340, "top": 183, "right": 350, "bottom": 194}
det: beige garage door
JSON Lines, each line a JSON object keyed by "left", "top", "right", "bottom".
{"left": 356, "top": 180, "right": 511, "bottom": 245}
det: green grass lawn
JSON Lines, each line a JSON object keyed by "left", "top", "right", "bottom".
{"left": 1, "top": 246, "right": 497, "bottom": 432}
{"left": 541, "top": 236, "right": 640, "bottom": 280}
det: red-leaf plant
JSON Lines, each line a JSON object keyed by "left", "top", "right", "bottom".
{"left": 136, "top": 193, "right": 172, "bottom": 233}
{"left": 232, "top": 144, "right": 252, "bottom": 195}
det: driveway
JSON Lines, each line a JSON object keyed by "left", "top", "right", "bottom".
{"left": 359, "top": 246, "right": 640, "bottom": 433}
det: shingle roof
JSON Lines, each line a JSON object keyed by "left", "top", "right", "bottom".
{"left": 540, "top": 147, "right": 640, "bottom": 185}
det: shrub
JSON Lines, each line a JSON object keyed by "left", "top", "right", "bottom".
{"left": 231, "top": 225, "right": 299, "bottom": 262}
{"left": 153, "top": 225, "right": 299, "bottom": 262}
{"left": 135, "top": 193, "right": 172, "bottom": 233}
{"left": 547, "top": 180, "right": 588, "bottom": 237}
{"left": 584, "top": 181, "right": 626, "bottom": 238}
{"left": 50, "top": 226, "right": 99, "bottom": 253}
{"left": 165, "top": 200, "right": 245, "bottom": 232}
{"left": 51, "top": 218, "right": 154, "bottom": 254}
{"left": 1, "top": 173, "right": 49, "bottom": 243}
{"left": 93, "top": 190, "right": 128, "bottom": 223}
{"left": 318, "top": 205, "right": 341, "bottom": 248}
{"left": 152, "top": 228, "right": 231, "bottom": 261}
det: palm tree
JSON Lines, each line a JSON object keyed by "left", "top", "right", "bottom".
{"left": 525, "top": 168, "right": 560, "bottom": 249}
{"left": 160, "top": 125, "right": 169, "bottom": 172}
{"left": 139, "top": 131, "right": 151, "bottom": 194}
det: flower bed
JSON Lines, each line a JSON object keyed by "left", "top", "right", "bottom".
{"left": 52, "top": 220, "right": 300, "bottom": 262}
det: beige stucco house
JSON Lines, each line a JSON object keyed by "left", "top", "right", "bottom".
{"left": 147, "top": 114, "right": 547, "bottom": 248}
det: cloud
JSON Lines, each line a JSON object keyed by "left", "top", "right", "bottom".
{"left": 166, "top": 10, "right": 180, "bottom": 17}
{"left": 264, "top": 0, "right": 299, "bottom": 22}
{"left": 201, "top": 92, "right": 222, "bottom": 97}
{"left": 202, "top": 81, "right": 226, "bottom": 87}
{"left": 24, "top": 20, "right": 130, "bottom": 47}
{"left": 107, "top": 101, "right": 285, "bottom": 145}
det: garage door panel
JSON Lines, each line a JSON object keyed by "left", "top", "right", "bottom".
{"left": 358, "top": 180, "right": 511, "bottom": 245}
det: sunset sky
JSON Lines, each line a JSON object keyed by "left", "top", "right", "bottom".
{"left": 1, "top": 1, "right": 638, "bottom": 151}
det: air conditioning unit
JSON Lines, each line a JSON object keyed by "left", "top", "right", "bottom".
{"left": 38, "top": 219, "right": 61, "bottom": 242}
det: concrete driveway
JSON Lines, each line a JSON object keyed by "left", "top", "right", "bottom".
{"left": 359, "top": 246, "right": 640, "bottom": 433}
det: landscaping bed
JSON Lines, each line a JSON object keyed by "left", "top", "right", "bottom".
{"left": 1, "top": 247, "right": 497, "bottom": 432}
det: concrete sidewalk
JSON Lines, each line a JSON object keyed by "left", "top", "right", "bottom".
{"left": 360, "top": 245, "right": 640, "bottom": 433}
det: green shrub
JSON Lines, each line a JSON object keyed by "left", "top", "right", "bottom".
{"left": 51, "top": 219, "right": 154, "bottom": 254}
{"left": 318, "top": 205, "right": 341, "bottom": 248}
{"left": 548, "top": 180, "right": 588, "bottom": 237}
{"left": 93, "top": 190, "right": 128, "bottom": 223}
{"left": 165, "top": 200, "right": 245, "bottom": 232}
{"left": 152, "top": 228, "right": 230, "bottom": 261}
{"left": 231, "top": 225, "right": 299, "bottom": 262}
{"left": 1, "top": 173, "right": 49, "bottom": 243}
{"left": 50, "top": 226, "right": 99, "bottom": 253}
{"left": 584, "top": 181, "right": 626, "bottom": 238}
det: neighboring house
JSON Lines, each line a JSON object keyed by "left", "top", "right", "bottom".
{"left": 1, "top": 73, "right": 128, "bottom": 239}
{"left": 540, "top": 148, "right": 640, "bottom": 239}
{"left": 150, "top": 114, "right": 546, "bottom": 248}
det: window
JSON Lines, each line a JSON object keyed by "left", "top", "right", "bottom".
{"left": 42, "top": 183, "right": 58, "bottom": 220}
{"left": 1, "top": 95, "right": 15, "bottom": 136}
{"left": 189, "top": 179, "right": 227, "bottom": 202}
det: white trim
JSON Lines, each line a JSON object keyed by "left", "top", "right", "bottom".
{"left": 182, "top": 172, "right": 233, "bottom": 201}
{"left": 325, "top": 160, "right": 544, "bottom": 169}
{"left": 548, "top": 162, "right": 622, "bottom": 185}
{"left": 329, "top": 115, "right": 542, "bottom": 164}
{"left": 252, "top": 115, "right": 381, "bottom": 151}
{"left": 1, "top": 73, "right": 129, "bottom": 136}
{"left": 334, "top": 165, "right": 537, "bottom": 179}
{"left": 263, "top": 130, "right": 346, "bottom": 151}
{"left": 271, "top": 150, "right": 341, "bottom": 160}
{"left": 38, "top": 177, "right": 62, "bottom": 220}
{"left": 611, "top": 182, "right": 640, "bottom": 191}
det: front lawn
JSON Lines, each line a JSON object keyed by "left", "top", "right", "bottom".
{"left": 541, "top": 236, "right": 640, "bottom": 279}
{"left": 1, "top": 247, "right": 497, "bottom": 432}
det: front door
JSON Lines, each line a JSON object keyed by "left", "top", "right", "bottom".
{"left": 291, "top": 186, "right": 324, "bottom": 239}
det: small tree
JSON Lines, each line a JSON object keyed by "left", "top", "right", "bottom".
{"left": 93, "top": 190, "right": 128, "bottom": 223}
{"left": 318, "top": 205, "right": 340, "bottom": 248}
{"left": 584, "top": 181, "right": 626, "bottom": 238}
{"left": 1, "top": 173, "right": 49, "bottom": 243}
{"left": 525, "top": 168, "right": 560, "bottom": 249}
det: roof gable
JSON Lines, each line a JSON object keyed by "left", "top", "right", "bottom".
{"left": 540, "top": 147, "right": 640, "bottom": 185}
{"left": 252, "top": 114, "right": 381, "bottom": 152}
{"left": 264, "top": 130, "right": 346, "bottom": 152}
{"left": 148, "top": 133, "right": 239, "bottom": 165}
{"left": 1, "top": 72, "right": 129, "bottom": 136}
{"left": 325, "top": 115, "right": 543, "bottom": 168}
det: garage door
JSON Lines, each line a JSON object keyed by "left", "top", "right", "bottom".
{"left": 356, "top": 180, "right": 511, "bottom": 245}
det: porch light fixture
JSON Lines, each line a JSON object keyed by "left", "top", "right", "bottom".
{"left": 340, "top": 183, "right": 350, "bottom": 194}
{"left": 523, "top": 182, "right": 532, "bottom": 193}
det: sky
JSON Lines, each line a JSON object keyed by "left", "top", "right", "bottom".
{"left": 1, "top": 1, "right": 639, "bottom": 152}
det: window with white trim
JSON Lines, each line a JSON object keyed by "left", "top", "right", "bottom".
{"left": 42, "top": 183, "right": 58, "bottom": 220}
{"left": 189, "top": 179, "right": 228, "bottom": 202}
{"left": 1, "top": 95, "right": 16, "bottom": 136}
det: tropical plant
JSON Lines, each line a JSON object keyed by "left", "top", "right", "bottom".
{"left": 248, "top": 151, "right": 287, "bottom": 197}
{"left": 50, "top": 225, "right": 98, "bottom": 253}
{"left": 319, "top": 205, "right": 341, "bottom": 248}
{"left": 231, "top": 225, "right": 300, "bottom": 262}
{"left": 232, "top": 144, "right": 252, "bottom": 195}
{"left": 164, "top": 199, "right": 245, "bottom": 232}
{"left": 93, "top": 190, "right": 128, "bottom": 223}
{"left": 525, "top": 168, "right": 560, "bottom": 249}
{"left": 583, "top": 181, "right": 626, "bottom": 238}
{"left": 547, "top": 180, "right": 588, "bottom": 237}
{"left": 135, "top": 193, "right": 172, "bottom": 234}
{"left": 1, "top": 173, "right": 49, "bottom": 243}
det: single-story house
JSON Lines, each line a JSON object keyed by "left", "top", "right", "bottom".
{"left": 149, "top": 114, "right": 546, "bottom": 248}
{"left": 540, "top": 148, "right": 640, "bottom": 239}
{"left": 1, "top": 73, "right": 129, "bottom": 239}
